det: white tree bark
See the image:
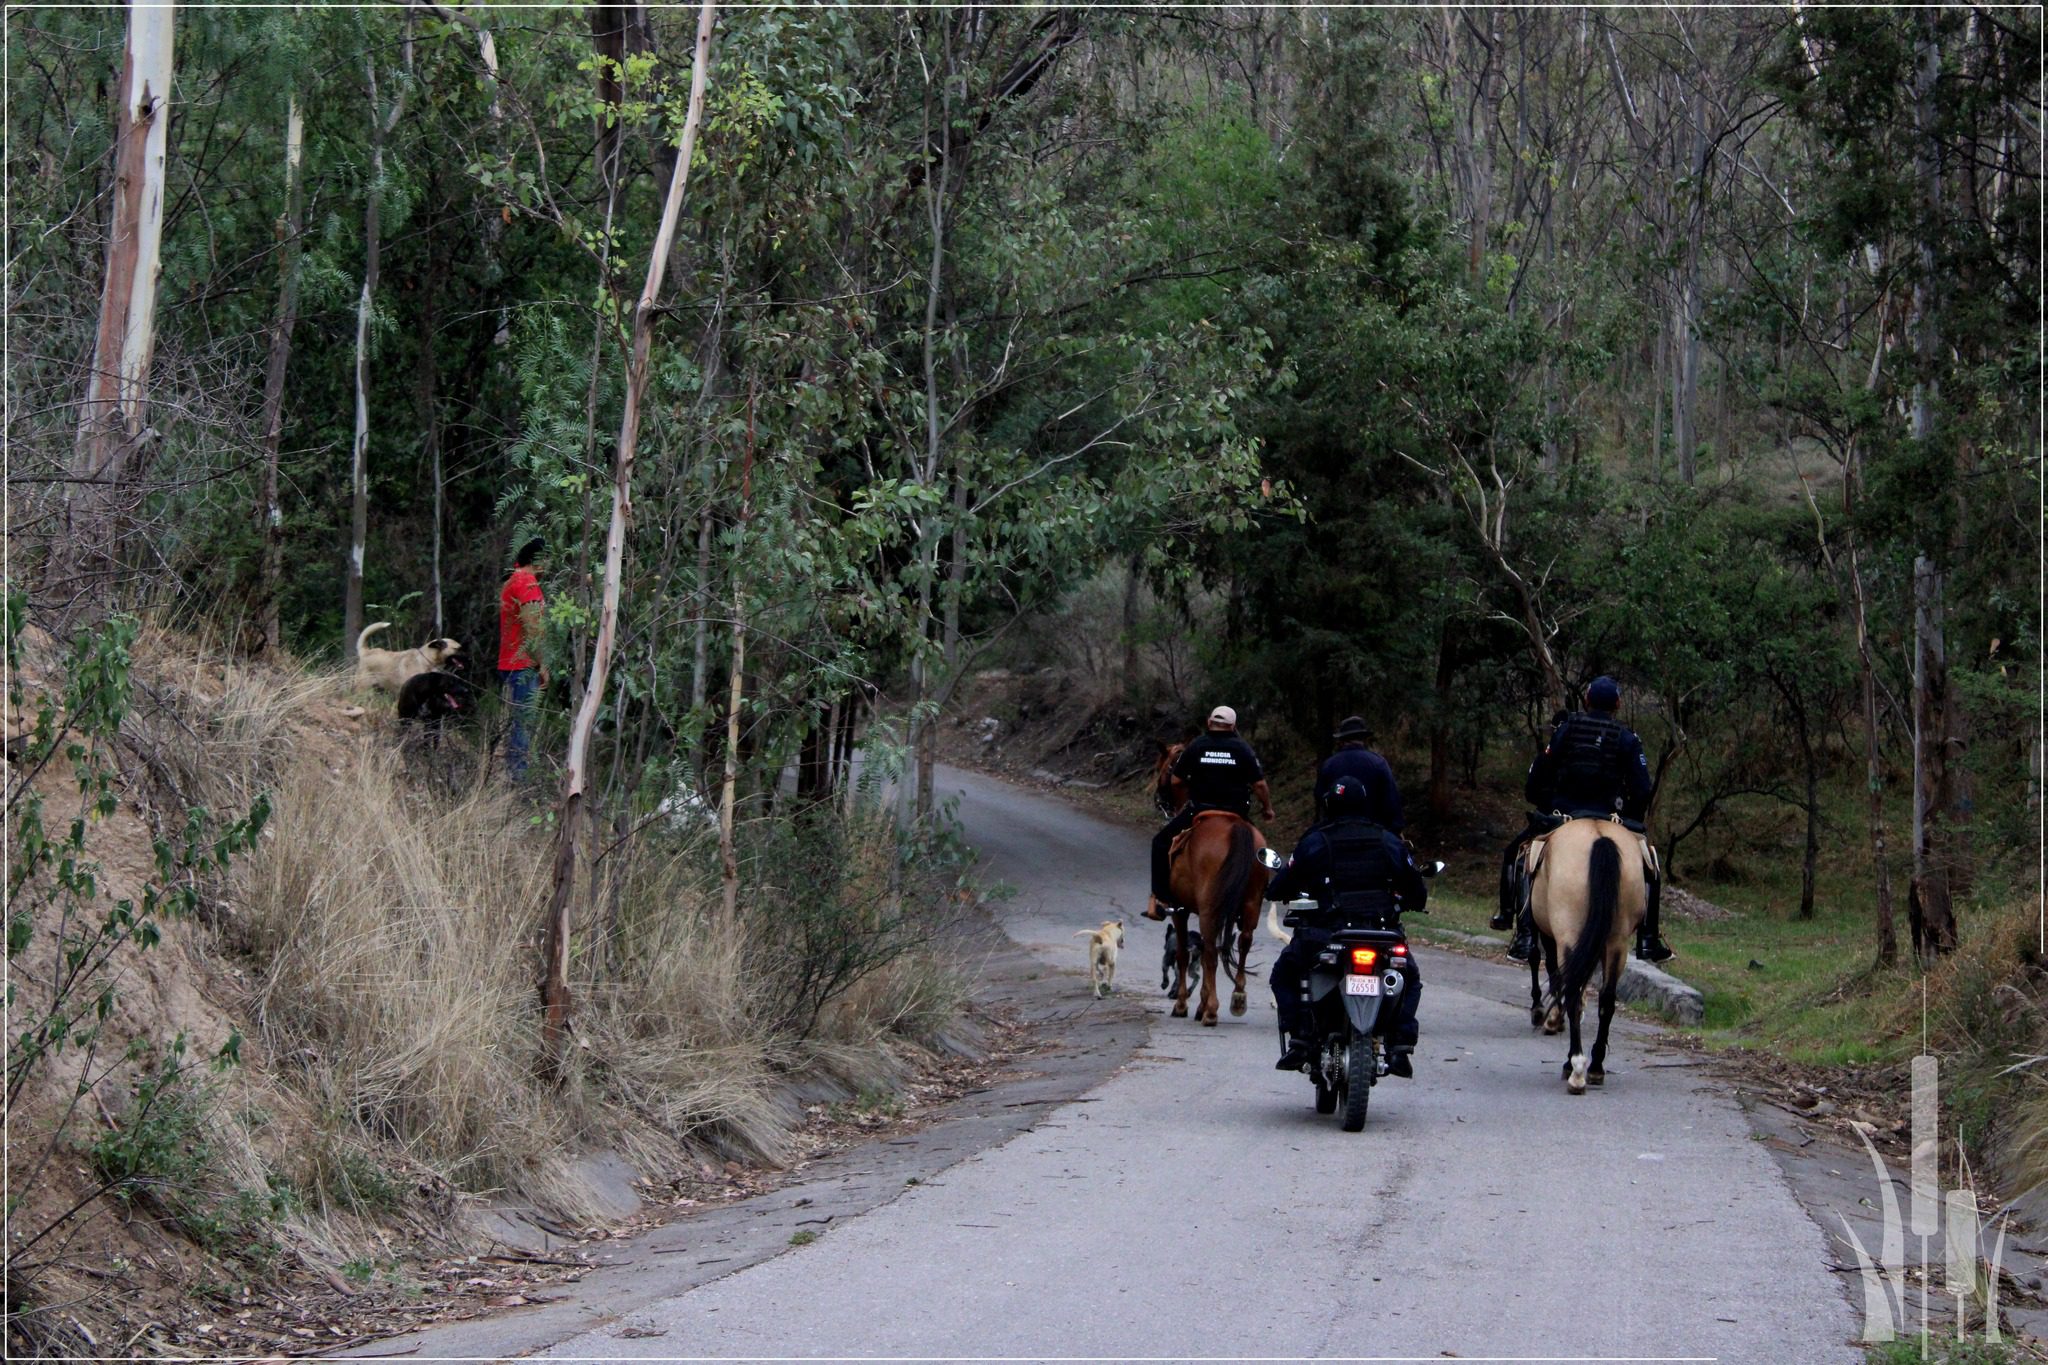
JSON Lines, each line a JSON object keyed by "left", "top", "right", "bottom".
{"left": 344, "top": 49, "right": 408, "bottom": 659}
{"left": 255, "top": 93, "right": 303, "bottom": 653}
{"left": 59, "top": 0, "right": 175, "bottom": 609}
{"left": 540, "top": 0, "right": 719, "bottom": 1063}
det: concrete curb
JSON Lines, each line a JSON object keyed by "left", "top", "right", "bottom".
{"left": 1414, "top": 926, "right": 1706, "bottom": 1028}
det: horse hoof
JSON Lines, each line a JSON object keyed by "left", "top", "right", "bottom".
{"left": 1567, "top": 1078, "right": 1587, "bottom": 1095}
{"left": 1588, "top": 1069, "right": 1605, "bottom": 1087}
{"left": 1529, "top": 1008, "right": 1545, "bottom": 1028}
{"left": 1202, "top": 1015, "right": 1218, "bottom": 1027}
{"left": 1542, "top": 1019, "right": 1562, "bottom": 1036}
{"left": 1170, "top": 1003, "right": 1187, "bottom": 1018}
{"left": 1230, "top": 993, "right": 1247, "bottom": 1016}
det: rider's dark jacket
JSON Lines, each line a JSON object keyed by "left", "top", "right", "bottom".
{"left": 1313, "top": 745, "right": 1404, "bottom": 831}
{"left": 1524, "top": 710, "right": 1652, "bottom": 820}
{"left": 1266, "top": 817, "right": 1428, "bottom": 919}
{"left": 1170, "top": 733, "right": 1265, "bottom": 814}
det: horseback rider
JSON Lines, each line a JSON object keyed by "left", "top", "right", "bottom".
{"left": 1492, "top": 676, "right": 1673, "bottom": 963}
{"left": 1313, "top": 715, "right": 1404, "bottom": 831}
{"left": 1146, "top": 705, "right": 1275, "bottom": 922}
{"left": 1264, "top": 775, "right": 1428, "bottom": 1075}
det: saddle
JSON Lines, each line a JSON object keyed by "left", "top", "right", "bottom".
{"left": 1525, "top": 813, "right": 1658, "bottom": 882}
{"left": 1169, "top": 808, "right": 1250, "bottom": 861}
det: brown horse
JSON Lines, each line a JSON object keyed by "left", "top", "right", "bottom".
{"left": 1528, "top": 817, "right": 1648, "bottom": 1093}
{"left": 1165, "top": 811, "right": 1269, "bottom": 1025}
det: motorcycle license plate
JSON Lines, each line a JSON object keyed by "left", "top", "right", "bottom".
{"left": 1344, "top": 975, "right": 1381, "bottom": 997}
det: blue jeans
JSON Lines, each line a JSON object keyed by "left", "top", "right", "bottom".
{"left": 499, "top": 667, "right": 538, "bottom": 778}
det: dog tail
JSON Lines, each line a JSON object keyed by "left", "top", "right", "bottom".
{"left": 1073, "top": 930, "right": 1094, "bottom": 939}
{"left": 1263, "top": 900, "right": 1294, "bottom": 946}
{"left": 357, "top": 621, "right": 390, "bottom": 654}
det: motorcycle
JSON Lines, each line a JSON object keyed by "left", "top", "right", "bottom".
{"left": 1257, "top": 848, "right": 1442, "bottom": 1132}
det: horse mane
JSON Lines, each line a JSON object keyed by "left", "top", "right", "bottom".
{"left": 1562, "top": 834, "right": 1620, "bottom": 998}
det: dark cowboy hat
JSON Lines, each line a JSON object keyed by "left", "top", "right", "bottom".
{"left": 1332, "top": 715, "right": 1373, "bottom": 742}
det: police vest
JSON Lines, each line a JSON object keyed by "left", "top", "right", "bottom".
{"left": 1324, "top": 818, "right": 1398, "bottom": 917}
{"left": 1553, "top": 713, "right": 1627, "bottom": 808}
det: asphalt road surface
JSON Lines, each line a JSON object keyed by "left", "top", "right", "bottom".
{"left": 490, "top": 765, "right": 1864, "bottom": 1363}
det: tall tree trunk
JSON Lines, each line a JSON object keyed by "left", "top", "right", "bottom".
{"left": 254, "top": 90, "right": 304, "bottom": 654}
{"left": 415, "top": 210, "right": 447, "bottom": 636}
{"left": 690, "top": 505, "right": 714, "bottom": 714}
{"left": 717, "top": 402, "right": 753, "bottom": 924}
{"left": 1845, "top": 464, "right": 1898, "bottom": 966}
{"left": 58, "top": 0, "right": 175, "bottom": 615}
{"left": 902, "top": 27, "right": 955, "bottom": 828}
{"left": 345, "top": 52, "right": 406, "bottom": 660}
{"left": 540, "top": 0, "right": 718, "bottom": 1067}
{"left": 1908, "top": 12, "right": 1958, "bottom": 958}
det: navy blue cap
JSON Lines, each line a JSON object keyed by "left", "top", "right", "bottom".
{"left": 1587, "top": 676, "right": 1621, "bottom": 711}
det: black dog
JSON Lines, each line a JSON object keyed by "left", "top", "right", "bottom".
{"left": 395, "top": 669, "right": 477, "bottom": 748}
{"left": 1160, "top": 920, "right": 1204, "bottom": 996}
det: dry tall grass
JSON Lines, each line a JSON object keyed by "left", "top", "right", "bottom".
{"left": 236, "top": 741, "right": 967, "bottom": 1221}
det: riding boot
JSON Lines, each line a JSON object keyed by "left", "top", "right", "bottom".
{"left": 1388, "top": 1047, "right": 1414, "bottom": 1079}
{"left": 1143, "top": 896, "right": 1167, "bottom": 923}
{"left": 1507, "top": 905, "right": 1537, "bottom": 963}
{"left": 1490, "top": 841, "right": 1521, "bottom": 931}
{"left": 1635, "top": 872, "right": 1675, "bottom": 963}
{"left": 1276, "top": 1033, "right": 1313, "bottom": 1071}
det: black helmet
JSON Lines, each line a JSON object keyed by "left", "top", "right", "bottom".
{"left": 1327, "top": 775, "right": 1371, "bottom": 815}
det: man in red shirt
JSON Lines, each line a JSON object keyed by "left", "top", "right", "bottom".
{"left": 498, "top": 537, "right": 550, "bottom": 778}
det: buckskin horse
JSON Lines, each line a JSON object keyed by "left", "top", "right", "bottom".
{"left": 1164, "top": 810, "right": 1270, "bottom": 1025}
{"left": 1527, "top": 816, "right": 1648, "bottom": 1093}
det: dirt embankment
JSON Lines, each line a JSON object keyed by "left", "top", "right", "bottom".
{"left": 4, "top": 625, "right": 1009, "bottom": 1358}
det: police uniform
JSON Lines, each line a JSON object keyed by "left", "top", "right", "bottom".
{"left": 1314, "top": 745, "right": 1405, "bottom": 831}
{"left": 1498, "top": 680, "right": 1670, "bottom": 960}
{"left": 1150, "top": 730, "right": 1265, "bottom": 904}
{"left": 1266, "top": 810, "right": 1428, "bottom": 1068}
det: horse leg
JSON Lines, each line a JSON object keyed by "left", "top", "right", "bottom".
{"left": 1540, "top": 935, "right": 1564, "bottom": 1034}
{"left": 1563, "top": 976, "right": 1589, "bottom": 1094}
{"left": 1229, "top": 902, "right": 1253, "bottom": 1016}
{"left": 1170, "top": 912, "right": 1190, "bottom": 1018}
{"left": 1588, "top": 953, "right": 1620, "bottom": 1086}
{"left": 1198, "top": 909, "right": 1221, "bottom": 1025}
{"left": 1527, "top": 941, "right": 1545, "bottom": 1028}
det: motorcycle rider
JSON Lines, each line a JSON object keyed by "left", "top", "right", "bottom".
{"left": 1264, "top": 775, "right": 1428, "bottom": 1076}
{"left": 1493, "top": 676, "right": 1673, "bottom": 963}
{"left": 1146, "top": 705, "right": 1276, "bottom": 921}
{"left": 1313, "top": 715, "right": 1404, "bottom": 830}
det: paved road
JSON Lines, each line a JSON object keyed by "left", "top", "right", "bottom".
{"left": 475, "top": 766, "right": 1864, "bottom": 1362}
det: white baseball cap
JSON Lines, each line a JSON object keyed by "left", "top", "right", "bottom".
{"left": 1207, "top": 705, "right": 1237, "bottom": 729}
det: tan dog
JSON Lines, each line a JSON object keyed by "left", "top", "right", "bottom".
{"left": 355, "top": 622, "right": 462, "bottom": 693}
{"left": 1073, "top": 918, "right": 1125, "bottom": 999}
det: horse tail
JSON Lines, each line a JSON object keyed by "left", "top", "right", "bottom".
{"left": 1562, "top": 835, "right": 1620, "bottom": 999}
{"left": 1213, "top": 819, "right": 1256, "bottom": 924}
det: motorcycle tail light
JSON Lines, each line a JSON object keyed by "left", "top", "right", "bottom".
{"left": 1349, "top": 946, "right": 1378, "bottom": 971}
{"left": 1390, "top": 943, "right": 1408, "bottom": 957}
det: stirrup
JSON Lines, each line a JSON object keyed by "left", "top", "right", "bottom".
{"left": 1143, "top": 897, "right": 1169, "bottom": 922}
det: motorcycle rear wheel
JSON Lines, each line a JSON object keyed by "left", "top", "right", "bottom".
{"left": 1340, "top": 1034, "right": 1372, "bottom": 1131}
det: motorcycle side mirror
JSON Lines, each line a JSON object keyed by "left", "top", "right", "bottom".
{"left": 1256, "top": 846, "right": 1286, "bottom": 872}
